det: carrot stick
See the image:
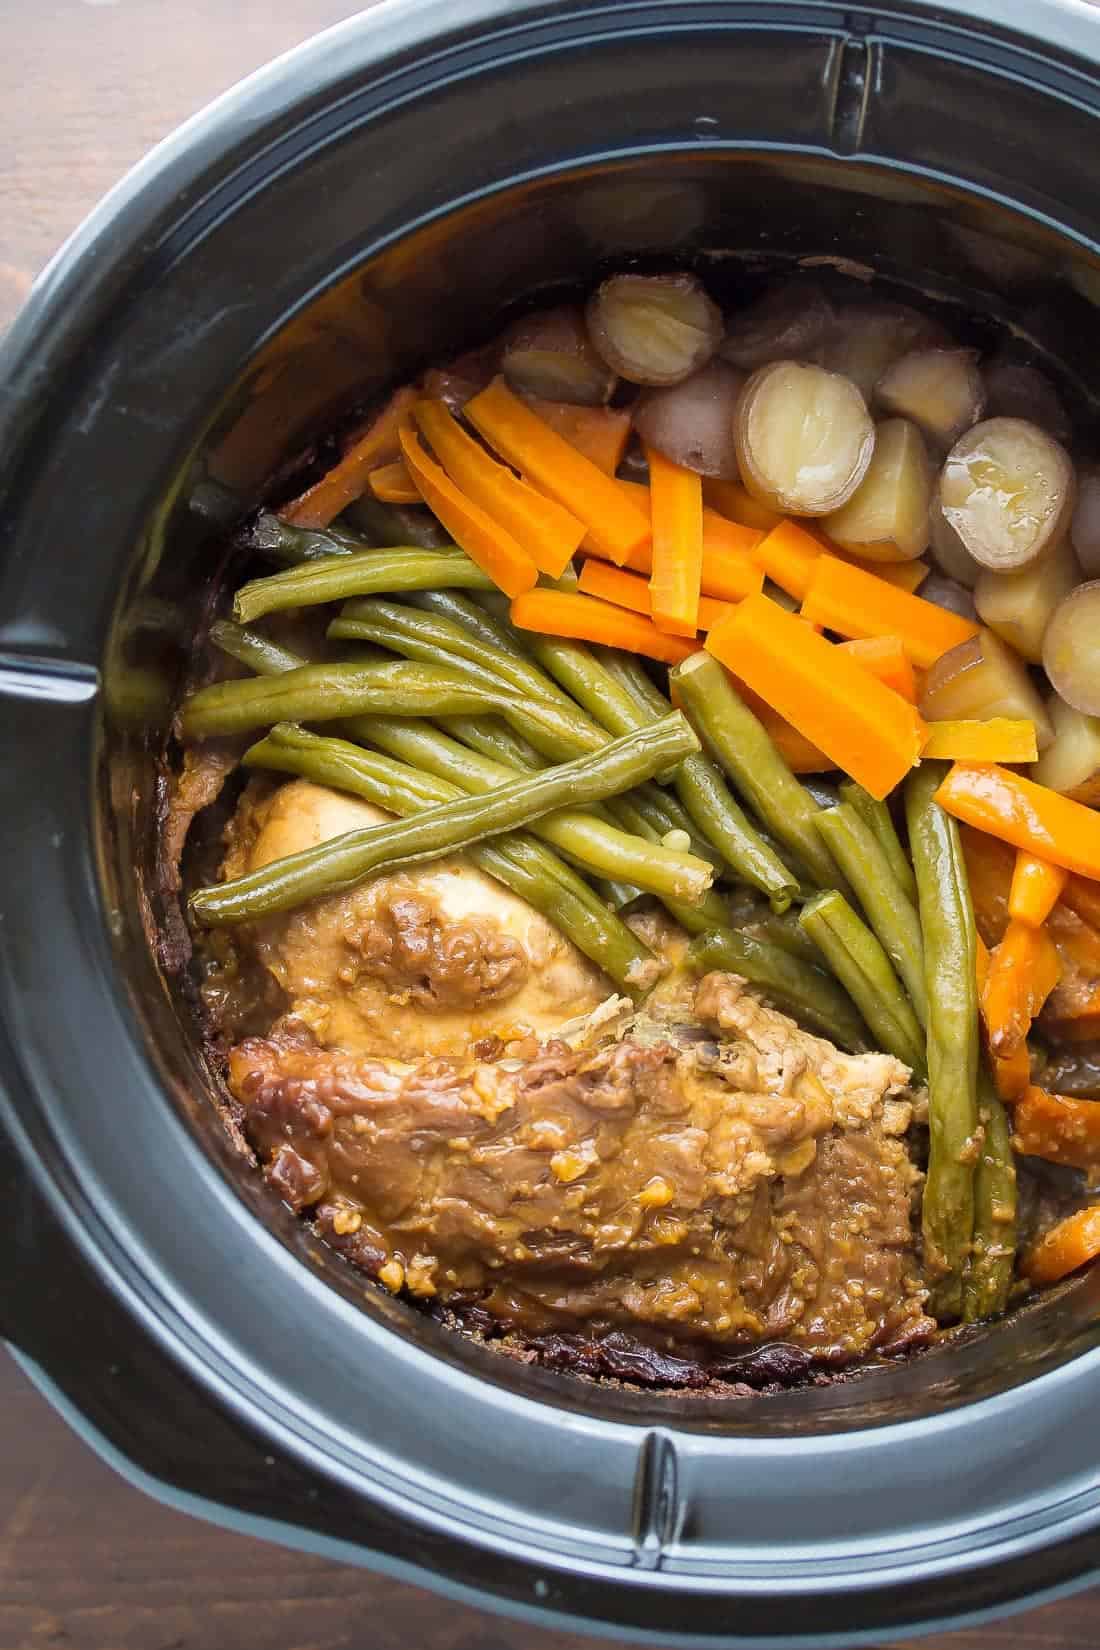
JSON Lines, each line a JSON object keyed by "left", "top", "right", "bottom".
{"left": 801, "top": 553, "right": 979, "bottom": 667}
{"left": 510, "top": 589, "right": 698, "bottom": 666}
{"left": 734, "top": 682, "right": 835, "bottom": 773}
{"left": 1011, "top": 1085, "right": 1100, "bottom": 1174}
{"left": 751, "top": 519, "right": 825, "bottom": 600}
{"left": 465, "top": 378, "right": 650, "bottom": 565}
{"left": 413, "top": 399, "right": 583, "bottom": 578}
{"left": 520, "top": 397, "right": 632, "bottom": 475}
{"left": 398, "top": 426, "right": 538, "bottom": 599}
{"left": 702, "top": 477, "right": 783, "bottom": 531}
{"left": 836, "top": 636, "right": 917, "bottom": 702}
{"left": 981, "top": 918, "right": 1061, "bottom": 1055}
{"left": 920, "top": 719, "right": 1039, "bottom": 763}
{"left": 935, "top": 762, "right": 1100, "bottom": 883}
{"left": 975, "top": 934, "right": 1031, "bottom": 1098}
{"left": 645, "top": 446, "right": 704, "bottom": 637}
{"left": 367, "top": 459, "right": 420, "bottom": 504}
{"left": 280, "top": 385, "right": 419, "bottom": 528}
{"left": 577, "top": 559, "right": 735, "bottom": 631}
{"left": 706, "top": 593, "right": 927, "bottom": 799}
{"left": 612, "top": 480, "right": 764, "bottom": 596}
{"left": 1022, "top": 1206, "right": 1100, "bottom": 1285}
{"left": 1009, "top": 851, "right": 1069, "bottom": 927}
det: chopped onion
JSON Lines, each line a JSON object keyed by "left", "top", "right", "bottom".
{"left": 632, "top": 360, "right": 745, "bottom": 477}
{"left": 735, "top": 360, "right": 874, "bottom": 515}
{"left": 940, "top": 417, "right": 1075, "bottom": 571}
{"left": 586, "top": 272, "right": 723, "bottom": 386}
{"left": 500, "top": 304, "right": 617, "bottom": 406}
{"left": 1043, "top": 581, "right": 1100, "bottom": 716}
{"left": 719, "top": 279, "right": 833, "bottom": 371}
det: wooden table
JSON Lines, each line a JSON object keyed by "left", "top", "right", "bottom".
{"left": 1, "top": 4, "right": 1098, "bottom": 1647}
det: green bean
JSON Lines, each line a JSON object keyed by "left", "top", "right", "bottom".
{"left": 190, "top": 712, "right": 705, "bottom": 926}
{"left": 342, "top": 495, "right": 452, "bottom": 549}
{"left": 839, "top": 780, "right": 918, "bottom": 904}
{"left": 404, "top": 589, "right": 529, "bottom": 659}
{"left": 814, "top": 803, "right": 927, "bottom": 1027}
{"left": 180, "top": 660, "right": 604, "bottom": 761}
{"left": 331, "top": 598, "right": 588, "bottom": 715}
{"left": 604, "top": 787, "right": 721, "bottom": 872}
{"left": 675, "top": 753, "right": 799, "bottom": 911}
{"left": 235, "top": 511, "right": 369, "bottom": 565}
{"left": 736, "top": 902, "right": 823, "bottom": 966}
{"left": 240, "top": 723, "right": 653, "bottom": 993}
{"left": 672, "top": 653, "right": 844, "bottom": 895}
{"left": 592, "top": 647, "right": 671, "bottom": 720}
{"left": 363, "top": 716, "right": 712, "bottom": 905}
{"left": 440, "top": 715, "right": 545, "bottom": 772}
{"left": 687, "top": 928, "right": 869, "bottom": 1052}
{"left": 961, "top": 1066, "right": 1018, "bottom": 1322}
{"left": 233, "top": 549, "right": 494, "bottom": 624}
{"left": 210, "top": 619, "right": 307, "bottom": 677}
{"left": 525, "top": 636, "right": 652, "bottom": 740}
{"left": 798, "top": 891, "right": 926, "bottom": 1075}
{"left": 905, "top": 760, "right": 979, "bottom": 1321}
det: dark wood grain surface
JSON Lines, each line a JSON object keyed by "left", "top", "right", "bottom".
{"left": 2, "top": 5, "right": 1099, "bottom": 1647}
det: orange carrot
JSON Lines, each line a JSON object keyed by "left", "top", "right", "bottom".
{"left": 1011, "top": 1086, "right": 1100, "bottom": 1174}
{"left": 1009, "top": 851, "right": 1069, "bottom": 928}
{"left": 1022, "top": 1205, "right": 1100, "bottom": 1285}
{"left": 702, "top": 477, "right": 783, "bottom": 531}
{"left": 751, "top": 519, "right": 825, "bottom": 600}
{"left": 981, "top": 918, "right": 1061, "bottom": 1055}
{"left": 367, "top": 459, "right": 420, "bottom": 504}
{"left": 281, "top": 385, "right": 419, "bottom": 528}
{"left": 836, "top": 636, "right": 917, "bottom": 702}
{"left": 975, "top": 935, "right": 1031, "bottom": 1099}
{"left": 920, "top": 719, "right": 1039, "bottom": 763}
{"left": 398, "top": 427, "right": 538, "bottom": 599}
{"left": 510, "top": 589, "right": 698, "bottom": 666}
{"left": 801, "top": 553, "right": 979, "bottom": 667}
{"left": 577, "top": 560, "right": 735, "bottom": 631}
{"left": 734, "top": 682, "right": 836, "bottom": 773}
{"left": 645, "top": 446, "right": 703, "bottom": 637}
{"left": 465, "top": 378, "right": 650, "bottom": 565}
{"left": 935, "top": 762, "right": 1100, "bottom": 883}
{"left": 412, "top": 399, "right": 583, "bottom": 579}
{"left": 520, "top": 397, "right": 631, "bottom": 475}
{"left": 612, "top": 479, "right": 764, "bottom": 597}
{"left": 706, "top": 593, "right": 928, "bottom": 799}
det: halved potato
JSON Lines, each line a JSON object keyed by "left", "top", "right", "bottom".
{"left": 974, "top": 537, "right": 1080, "bottom": 664}
{"left": 586, "top": 272, "right": 723, "bottom": 385}
{"left": 1042, "top": 581, "right": 1100, "bottom": 716}
{"left": 501, "top": 305, "right": 617, "bottom": 405}
{"left": 1033, "top": 693, "right": 1100, "bottom": 804}
{"left": 822, "top": 418, "right": 931, "bottom": 561}
{"left": 821, "top": 301, "right": 950, "bottom": 401}
{"left": 940, "top": 417, "right": 1075, "bottom": 571}
{"left": 875, "top": 348, "right": 985, "bottom": 448}
{"left": 928, "top": 494, "right": 982, "bottom": 587}
{"left": 734, "top": 360, "right": 874, "bottom": 515}
{"left": 919, "top": 627, "right": 1054, "bottom": 750}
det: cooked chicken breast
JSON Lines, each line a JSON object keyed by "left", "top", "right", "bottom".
{"left": 229, "top": 971, "right": 930, "bottom": 1359}
{"left": 220, "top": 779, "right": 611, "bottom": 1060}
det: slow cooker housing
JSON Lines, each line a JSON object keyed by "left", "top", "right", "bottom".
{"left": 5, "top": 1, "right": 1100, "bottom": 1642}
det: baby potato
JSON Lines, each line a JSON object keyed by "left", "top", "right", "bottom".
{"left": 501, "top": 304, "right": 617, "bottom": 405}
{"left": 1032, "top": 692, "right": 1100, "bottom": 804}
{"left": 974, "top": 536, "right": 1080, "bottom": 664}
{"left": 734, "top": 359, "right": 875, "bottom": 516}
{"left": 1070, "top": 462, "right": 1100, "bottom": 577}
{"left": 822, "top": 418, "right": 932, "bottom": 561}
{"left": 875, "top": 348, "right": 985, "bottom": 448}
{"left": 919, "top": 627, "right": 1054, "bottom": 750}
{"left": 928, "top": 494, "right": 983, "bottom": 587}
{"left": 586, "top": 272, "right": 723, "bottom": 385}
{"left": 632, "top": 360, "right": 744, "bottom": 477}
{"left": 720, "top": 278, "right": 833, "bottom": 370}
{"left": 939, "top": 416, "right": 1075, "bottom": 571}
{"left": 983, "top": 358, "right": 1071, "bottom": 443}
{"left": 821, "top": 301, "right": 951, "bottom": 401}
{"left": 1042, "top": 581, "right": 1100, "bottom": 716}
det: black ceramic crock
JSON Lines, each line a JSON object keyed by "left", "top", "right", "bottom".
{"left": 6, "top": 2, "right": 1100, "bottom": 1642}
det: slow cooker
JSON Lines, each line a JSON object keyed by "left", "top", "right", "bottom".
{"left": 5, "top": 1, "right": 1100, "bottom": 1642}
